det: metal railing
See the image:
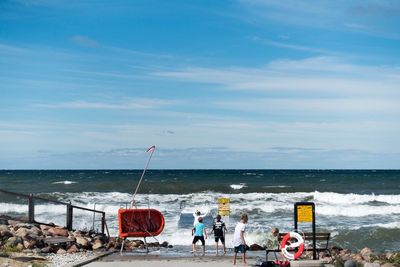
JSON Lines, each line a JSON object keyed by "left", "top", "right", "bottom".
{"left": 0, "top": 189, "right": 106, "bottom": 234}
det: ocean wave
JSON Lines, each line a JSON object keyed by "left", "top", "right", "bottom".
{"left": 2, "top": 191, "right": 400, "bottom": 244}
{"left": 263, "top": 185, "right": 291, "bottom": 188}
{"left": 52, "top": 180, "right": 78, "bottom": 185}
{"left": 317, "top": 204, "right": 400, "bottom": 217}
{"left": 313, "top": 191, "right": 400, "bottom": 205}
{"left": 230, "top": 184, "right": 247, "bottom": 190}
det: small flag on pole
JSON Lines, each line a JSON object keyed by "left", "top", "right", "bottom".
{"left": 147, "top": 145, "right": 156, "bottom": 153}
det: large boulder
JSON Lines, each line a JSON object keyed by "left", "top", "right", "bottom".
{"left": 23, "top": 239, "right": 37, "bottom": 249}
{"left": 15, "top": 223, "right": 32, "bottom": 230}
{"left": 0, "top": 226, "right": 13, "bottom": 240}
{"left": 57, "top": 248, "right": 67, "bottom": 254}
{"left": 48, "top": 227, "right": 69, "bottom": 237}
{"left": 29, "top": 226, "right": 43, "bottom": 237}
{"left": 40, "top": 246, "right": 53, "bottom": 253}
{"left": 0, "top": 225, "right": 9, "bottom": 232}
{"left": 40, "top": 224, "right": 51, "bottom": 231}
{"left": 360, "top": 247, "right": 373, "bottom": 261}
{"left": 14, "top": 227, "right": 30, "bottom": 238}
{"left": 76, "top": 236, "right": 89, "bottom": 247}
{"left": 67, "top": 244, "right": 79, "bottom": 253}
{"left": 92, "top": 239, "right": 104, "bottom": 250}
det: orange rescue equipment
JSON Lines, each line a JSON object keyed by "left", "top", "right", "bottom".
{"left": 280, "top": 232, "right": 305, "bottom": 260}
{"left": 118, "top": 208, "right": 165, "bottom": 238}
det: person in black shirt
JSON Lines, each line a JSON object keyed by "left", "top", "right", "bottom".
{"left": 211, "top": 214, "right": 227, "bottom": 255}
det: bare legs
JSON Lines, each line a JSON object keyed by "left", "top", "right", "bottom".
{"left": 192, "top": 243, "right": 205, "bottom": 256}
{"left": 215, "top": 241, "right": 226, "bottom": 256}
{"left": 233, "top": 252, "right": 246, "bottom": 265}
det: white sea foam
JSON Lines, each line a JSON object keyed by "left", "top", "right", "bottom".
{"left": 2, "top": 191, "right": 400, "bottom": 245}
{"left": 313, "top": 191, "right": 400, "bottom": 205}
{"left": 230, "top": 183, "right": 247, "bottom": 190}
{"left": 52, "top": 181, "right": 78, "bottom": 185}
{"left": 263, "top": 185, "right": 291, "bottom": 188}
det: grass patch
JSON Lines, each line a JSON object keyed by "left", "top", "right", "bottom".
{"left": 1, "top": 245, "right": 23, "bottom": 253}
{"left": 32, "top": 263, "right": 48, "bottom": 267}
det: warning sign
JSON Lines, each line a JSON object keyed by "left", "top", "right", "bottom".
{"left": 297, "top": 205, "right": 313, "bottom": 222}
{"left": 218, "top": 197, "right": 230, "bottom": 216}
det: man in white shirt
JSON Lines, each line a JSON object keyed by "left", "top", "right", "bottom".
{"left": 233, "top": 213, "right": 248, "bottom": 265}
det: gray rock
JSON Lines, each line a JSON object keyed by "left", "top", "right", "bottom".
{"left": 360, "top": 247, "right": 373, "bottom": 261}
{"left": 7, "top": 220, "right": 19, "bottom": 226}
{"left": 48, "top": 227, "right": 69, "bottom": 237}
{"left": 40, "top": 246, "right": 53, "bottom": 253}
{"left": 344, "top": 260, "right": 356, "bottom": 267}
{"left": 364, "top": 263, "right": 380, "bottom": 267}
{"left": 15, "top": 223, "right": 32, "bottom": 229}
{"left": 0, "top": 225, "right": 9, "bottom": 232}
{"left": 14, "top": 227, "right": 29, "bottom": 238}
{"left": 32, "top": 248, "right": 42, "bottom": 254}
{"left": 75, "top": 236, "right": 89, "bottom": 247}
{"left": 57, "top": 248, "right": 67, "bottom": 254}
{"left": 0, "top": 229, "right": 13, "bottom": 240}
{"left": 67, "top": 244, "right": 79, "bottom": 253}
{"left": 40, "top": 224, "right": 51, "bottom": 231}
{"left": 92, "top": 240, "right": 103, "bottom": 250}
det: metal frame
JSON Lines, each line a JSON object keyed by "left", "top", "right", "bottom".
{"left": 0, "top": 189, "right": 106, "bottom": 234}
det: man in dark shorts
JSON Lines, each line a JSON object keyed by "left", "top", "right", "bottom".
{"left": 192, "top": 217, "right": 207, "bottom": 256}
{"left": 211, "top": 214, "right": 227, "bottom": 255}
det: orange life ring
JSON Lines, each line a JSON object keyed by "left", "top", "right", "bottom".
{"left": 280, "top": 232, "right": 304, "bottom": 260}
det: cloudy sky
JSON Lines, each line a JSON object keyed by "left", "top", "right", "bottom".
{"left": 1, "top": 0, "right": 399, "bottom": 169}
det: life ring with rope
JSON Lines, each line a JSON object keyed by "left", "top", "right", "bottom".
{"left": 280, "top": 232, "right": 305, "bottom": 260}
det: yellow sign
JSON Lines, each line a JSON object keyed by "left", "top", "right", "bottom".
{"left": 218, "top": 197, "right": 230, "bottom": 216}
{"left": 297, "top": 205, "right": 313, "bottom": 222}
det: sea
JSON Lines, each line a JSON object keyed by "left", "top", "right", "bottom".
{"left": 0, "top": 169, "right": 399, "bottom": 253}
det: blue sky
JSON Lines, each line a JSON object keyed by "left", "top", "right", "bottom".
{"left": 1, "top": 0, "right": 399, "bottom": 169}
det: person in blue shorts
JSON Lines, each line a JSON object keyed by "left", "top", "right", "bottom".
{"left": 192, "top": 216, "right": 207, "bottom": 256}
{"left": 211, "top": 214, "right": 227, "bottom": 255}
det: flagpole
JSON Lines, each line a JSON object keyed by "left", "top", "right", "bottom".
{"left": 131, "top": 146, "right": 155, "bottom": 208}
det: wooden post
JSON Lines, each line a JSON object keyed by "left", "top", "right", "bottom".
{"left": 28, "top": 194, "right": 35, "bottom": 223}
{"left": 66, "top": 202, "right": 73, "bottom": 230}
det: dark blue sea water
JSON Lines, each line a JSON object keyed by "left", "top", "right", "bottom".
{"left": 1, "top": 169, "right": 399, "bottom": 252}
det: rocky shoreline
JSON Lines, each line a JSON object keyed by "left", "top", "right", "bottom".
{"left": 0, "top": 216, "right": 399, "bottom": 266}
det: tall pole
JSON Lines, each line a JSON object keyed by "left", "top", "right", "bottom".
{"left": 131, "top": 145, "right": 155, "bottom": 207}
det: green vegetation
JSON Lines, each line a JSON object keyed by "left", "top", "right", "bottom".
{"left": 0, "top": 245, "right": 23, "bottom": 253}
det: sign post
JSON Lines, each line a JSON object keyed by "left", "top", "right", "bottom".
{"left": 218, "top": 197, "right": 230, "bottom": 216}
{"left": 294, "top": 202, "right": 316, "bottom": 260}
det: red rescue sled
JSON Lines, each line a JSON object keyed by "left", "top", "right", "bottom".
{"left": 118, "top": 208, "right": 165, "bottom": 238}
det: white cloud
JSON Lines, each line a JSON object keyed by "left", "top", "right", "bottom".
{"left": 36, "top": 98, "right": 181, "bottom": 110}
{"left": 153, "top": 57, "right": 400, "bottom": 97}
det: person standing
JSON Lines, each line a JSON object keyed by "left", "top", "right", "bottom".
{"left": 192, "top": 216, "right": 207, "bottom": 256}
{"left": 211, "top": 214, "right": 227, "bottom": 255}
{"left": 193, "top": 210, "right": 206, "bottom": 226}
{"left": 233, "top": 213, "right": 248, "bottom": 265}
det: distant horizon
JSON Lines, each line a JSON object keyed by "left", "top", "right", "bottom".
{"left": 2, "top": 168, "right": 399, "bottom": 171}
{"left": 1, "top": 1, "right": 399, "bottom": 169}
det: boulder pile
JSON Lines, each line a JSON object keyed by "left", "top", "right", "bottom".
{"left": 0, "top": 215, "right": 169, "bottom": 255}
